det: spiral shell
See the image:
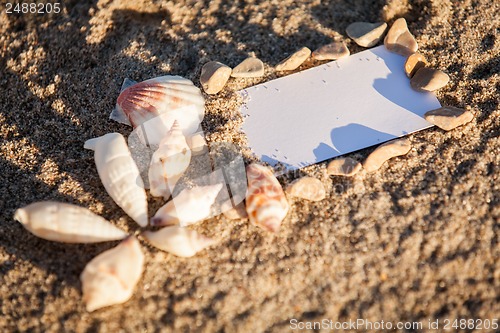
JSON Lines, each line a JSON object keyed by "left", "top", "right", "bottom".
{"left": 80, "top": 236, "right": 144, "bottom": 312}
{"left": 151, "top": 183, "right": 223, "bottom": 227}
{"left": 84, "top": 133, "right": 148, "bottom": 227}
{"left": 14, "top": 201, "right": 128, "bottom": 243}
{"left": 245, "top": 164, "right": 289, "bottom": 233}
{"left": 111, "top": 76, "right": 205, "bottom": 145}
{"left": 148, "top": 121, "right": 191, "bottom": 199}
{"left": 142, "top": 226, "right": 216, "bottom": 257}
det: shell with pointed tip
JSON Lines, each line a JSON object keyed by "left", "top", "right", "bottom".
{"left": 84, "top": 133, "right": 148, "bottom": 227}
{"left": 112, "top": 75, "right": 205, "bottom": 139}
{"left": 245, "top": 164, "right": 289, "bottom": 233}
{"left": 142, "top": 226, "right": 216, "bottom": 257}
{"left": 151, "top": 183, "right": 223, "bottom": 227}
{"left": 148, "top": 121, "right": 191, "bottom": 199}
{"left": 13, "top": 201, "right": 128, "bottom": 243}
{"left": 80, "top": 236, "right": 144, "bottom": 312}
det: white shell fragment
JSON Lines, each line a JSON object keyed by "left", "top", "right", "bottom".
{"left": 151, "top": 183, "right": 223, "bottom": 227}
{"left": 363, "top": 138, "right": 412, "bottom": 172}
{"left": 245, "top": 164, "right": 289, "bottom": 233}
{"left": 142, "top": 226, "right": 216, "bottom": 257}
{"left": 285, "top": 176, "right": 326, "bottom": 202}
{"left": 148, "top": 121, "right": 191, "bottom": 199}
{"left": 80, "top": 236, "right": 144, "bottom": 312}
{"left": 13, "top": 201, "right": 128, "bottom": 243}
{"left": 84, "top": 133, "right": 149, "bottom": 227}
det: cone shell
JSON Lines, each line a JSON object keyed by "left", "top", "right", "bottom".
{"left": 80, "top": 236, "right": 144, "bottom": 312}
{"left": 13, "top": 201, "right": 128, "bottom": 243}
{"left": 84, "top": 133, "right": 148, "bottom": 227}
{"left": 113, "top": 75, "right": 204, "bottom": 136}
{"left": 148, "top": 121, "right": 191, "bottom": 199}
{"left": 245, "top": 164, "right": 289, "bottom": 233}
{"left": 151, "top": 183, "right": 223, "bottom": 227}
{"left": 142, "top": 226, "right": 216, "bottom": 257}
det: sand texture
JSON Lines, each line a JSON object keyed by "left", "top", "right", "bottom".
{"left": 1, "top": 0, "right": 499, "bottom": 331}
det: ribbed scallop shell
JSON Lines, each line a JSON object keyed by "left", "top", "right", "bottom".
{"left": 148, "top": 121, "right": 191, "bottom": 199}
{"left": 84, "top": 133, "right": 148, "bottom": 227}
{"left": 111, "top": 76, "right": 205, "bottom": 144}
{"left": 13, "top": 201, "right": 128, "bottom": 243}
{"left": 150, "top": 183, "right": 223, "bottom": 227}
{"left": 80, "top": 236, "right": 144, "bottom": 312}
{"left": 142, "top": 226, "right": 216, "bottom": 257}
{"left": 245, "top": 164, "right": 289, "bottom": 233}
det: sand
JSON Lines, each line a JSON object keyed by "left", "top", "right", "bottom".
{"left": 1, "top": 0, "right": 499, "bottom": 331}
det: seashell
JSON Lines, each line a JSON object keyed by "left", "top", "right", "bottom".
{"left": 245, "top": 163, "right": 289, "bottom": 233}
{"left": 13, "top": 201, "right": 128, "bottom": 243}
{"left": 148, "top": 121, "right": 192, "bottom": 199}
{"left": 285, "top": 176, "right": 326, "bottom": 202}
{"left": 142, "top": 226, "right": 216, "bottom": 257}
{"left": 84, "top": 133, "right": 148, "bottom": 227}
{"left": 80, "top": 236, "right": 144, "bottom": 312}
{"left": 110, "top": 75, "right": 205, "bottom": 145}
{"left": 150, "top": 183, "right": 223, "bottom": 227}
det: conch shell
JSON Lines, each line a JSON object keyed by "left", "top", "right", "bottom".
{"left": 84, "top": 133, "right": 148, "bottom": 227}
{"left": 245, "top": 163, "right": 289, "bottom": 233}
{"left": 13, "top": 201, "right": 128, "bottom": 243}
{"left": 110, "top": 76, "right": 205, "bottom": 145}
{"left": 80, "top": 236, "right": 144, "bottom": 312}
{"left": 142, "top": 226, "right": 216, "bottom": 257}
{"left": 148, "top": 121, "right": 191, "bottom": 199}
{"left": 150, "top": 183, "right": 223, "bottom": 227}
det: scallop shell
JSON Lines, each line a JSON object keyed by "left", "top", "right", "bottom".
{"left": 80, "top": 236, "right": 144, "bottom": 312}
{"left": 245, "top": 163, "right": 289, "bottom": 233}
{"left": 150, "top": 183, "right": 223, "bottom": 227}
{"left": 148, "top": 121, "right": 191, "bottom": 199}
{"left": 110, "top": 76, "right": 205, "bottom": 144}
{"left": 142, "top": 226, "right": 216, "bottom": 257}
{"left": 84, "top": 133, "right": 148, "bottom": 227}
{"left": 13, "top": 201, "right": 128, "bottom": 243}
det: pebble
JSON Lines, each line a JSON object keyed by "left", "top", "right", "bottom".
{"left": 200, "top": 61, "right": 232, "bottom": 94}
{"left": 346, "top": 22, "right": 387, "bottom": 47}
{"left": 384, "top": 18, "right": 418, "bottom": 56}
{"left": 231, "top": 57, "right": 265, "bottom": 78}
{"left": 312, "top": 41, "right": 350, "bottom": 60}
{"left": 327, "top": 157, "right": 362, "bottom": 176}
{"left": 221, "top": 197, "right": 248, "bottom": 220}
{"left": 285, "top": 176, "right": 326, "bottom": 202}
{"left": 363, "top": 138, "right": 412, "bottom": 172}
{"left": 275, "top": 47, "right": 311, "bottom": 71}
{"left": 404, "top": 52, "right": 427, "bottom": 78}
{"left": 424, "top": 106, "right": 474, "bottom": 131}
{"left": 410, "top": 67, "right": 450, "bottom": 92}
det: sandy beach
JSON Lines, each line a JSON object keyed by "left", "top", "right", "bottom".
{"left": 1, "top": 0, "right": 499, "bottom": 331}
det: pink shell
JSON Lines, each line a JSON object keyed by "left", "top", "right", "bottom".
{"left": 245, "top": 163, "right": 289, "bottom": 232}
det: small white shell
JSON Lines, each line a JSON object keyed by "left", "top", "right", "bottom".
{"left": 13, "top": 201, "right": 128, "bottom": 243}
{"left": 151, "top": 183, "right": 223, "bottom": 227}
{"left": 245, "top": 164, "right": 289, "bottom": 233}
{"left": 80, "top": 236, "right": 144, "bottom": 312}
{"left": 148, "top": 121, "right": 191, "bottom": 199}
{"left": 142, "top": 226, "right": 216, "bottom": 257}
{"left": 111, "top": 75, "right": 205, "bottom": 144}
{"left": 84, "top": 133, "right": 148, "bottom": 227}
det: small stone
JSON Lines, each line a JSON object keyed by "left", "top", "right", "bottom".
{"left": 187, "top": 132, "right": 208, "bottom": 155}
{"left": 410, "top": 68, "right": 450, "bottom": 92}
{"left": 200, "top": 61, "right": 232, "bottom": 94}
{"left": 286, "top": 176, "right": 326, "bottom": 202}
{"left": 221, "top": 196, "right": 248, "bottom": 220}
{"left": 327, "top": 157, "right": 362, "bottom": 176}
{"left": 312, "top": 41, "right": 350, "bottom": 60}
{"left": 275, "top": 47, "right": 311, "bottom": 71}
{"left": 404, "top": 53, "right": 428, "bottom": 78}
{"left": 363, "top": 138, "right": 412, "bottom": 172}
{"left": 346, "top": 22, "right": 388, "bottom": 48}
{"left": 384, "top": 18, "right": 418, "bottom": 56}
{"left": 231, "top": 57, "right": 264, "bottom": 78}
{"left": 424, "top": 106, "right": 474, "bottom": 131}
